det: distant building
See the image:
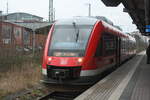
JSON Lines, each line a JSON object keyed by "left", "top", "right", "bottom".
{"left": 0, "top": 12, "right": 52, "bottom": 51}
{"left": 1, "top": 12, "right": 43, "bottom": 22}
{"left": 0, "top": 22, "right": 32, "bottom": 46}
{"left": 131, "top": 31, "right": 149, "bottom": 51}
{"left": 0, "top": 21, "right": 52, "bottom": 48}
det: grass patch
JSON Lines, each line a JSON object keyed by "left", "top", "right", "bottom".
{"left": 0, "top": 62, "right": 42, "bottom": 97}
{"left": 0, "top": 47, "right": 43, "bottom": 98}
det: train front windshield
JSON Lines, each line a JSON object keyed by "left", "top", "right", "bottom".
{"left": 48, "top": 24, "right": 93, "bottom": 57}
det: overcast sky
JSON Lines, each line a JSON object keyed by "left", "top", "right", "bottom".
{"left": 0, "top": 0, "right": 137, "bottom": 32}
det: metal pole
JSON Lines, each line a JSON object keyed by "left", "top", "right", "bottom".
{"left": 51, "top": 0, "right": 53, "bottom": 22}
{"left": 53, "top": 8, "right": 55, "bottom": 21}
{"left": 49, "top": 0, "right": 53, "bottom": 22}
{"left": 7, "top": 1, "right": 8, "bottom": 14}
{"left": 33, "top": 30, "right": 35, "bottom": 56}
{"left": 88, "top": 3, "right": 91, "bottom": 16}
{"left": 49, "top": 0, "right": 50, "bottom": 22}
{"left": 145, "top": 0, "right": 150, "bottom": 25}
{"left": 0, "top": 21, "right": 2, "bottom": 45}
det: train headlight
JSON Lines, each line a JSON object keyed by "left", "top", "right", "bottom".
{"left": 77, "top": 58, "right": 83, "bottom": 63}
{"left": 48, "top": 57, "right": 52, "bottom": 61}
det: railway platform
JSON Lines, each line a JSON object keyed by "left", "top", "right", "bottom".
{"left": 75, "top": 51, "right": 150, "bottom": 100}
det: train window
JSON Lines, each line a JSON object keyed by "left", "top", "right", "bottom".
{"left": 95, "top": 32, "right": 116, "bottom": 57}
{"left": 121, "top": 38, "right": 127, "bottom": 54}
{"left": 103, "top": 32, "right": 116, "bottom": 56}
{"left": 48, "top": 25, "right": 93, "bottom": 57}
{"left": 95, "top": 36, "right": 103, "bottom": 57}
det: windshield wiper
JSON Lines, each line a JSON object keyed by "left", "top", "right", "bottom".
{"left": 73, "top": 22, "right": 79, "bottom": 42}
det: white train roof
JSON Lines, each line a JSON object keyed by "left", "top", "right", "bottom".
{"left": 55, "top": 17, "right": 98, "bottom": 25}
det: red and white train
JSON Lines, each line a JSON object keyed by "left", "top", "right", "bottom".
{"left": 42, "top": 17, "right": 136, "bottom": 85}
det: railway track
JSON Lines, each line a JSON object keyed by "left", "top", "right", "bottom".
{"left": 4, "top": 84, "right": 89, "bottom": 100}
{"left": 37, "top": 64, "right": 123, "bottom": 100}
{"left": 38, "top": 91, "right": 83, "bottom": 100}
{"left": 4, "top": 65, "right": 114, "bottom": 100}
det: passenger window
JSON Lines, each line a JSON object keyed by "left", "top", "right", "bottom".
{"left": 95, "top": 36, "right": 103, "bottom": 57}
{"left": 103, "top": 32, "right": 116, "bottom": 56}
{"left": 95, "top": 32, "right": 116, "bottom": 57}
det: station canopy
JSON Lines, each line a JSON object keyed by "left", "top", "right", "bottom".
{"left": 101, "top": 0, "right": 150, "bottom": 36}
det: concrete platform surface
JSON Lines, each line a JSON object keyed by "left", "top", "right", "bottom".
{"left": 75, "top": 52, "right": 150, "bottom": 100}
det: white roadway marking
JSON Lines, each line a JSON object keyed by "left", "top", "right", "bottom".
{"left": 108, "top": 52, "right": 144, "bottom": 100}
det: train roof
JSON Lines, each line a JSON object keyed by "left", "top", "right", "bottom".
{"left": 55, "top": 17, "right": 129, "bottom": 38}
{"left": 94, "top": 16, "right": 114, "bottom": 26}
{"left": 55, "top": 17, "right": 98, "bottom": 26}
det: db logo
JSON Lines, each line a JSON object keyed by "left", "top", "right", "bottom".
{"left": 61, "top": 59, "right": 68, "bottom": 65}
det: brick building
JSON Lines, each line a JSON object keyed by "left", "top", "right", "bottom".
{"left": 0, "top": 21, "right": 52, "bottom": 50}
{"left": 0, "top": 22, "right": 32, "bottom": 47}
{"left": 0, "top": 12, "right": 52, "bottom": 51}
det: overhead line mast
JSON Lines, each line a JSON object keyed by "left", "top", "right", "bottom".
{"left": 49, "top": 0, "right": 54, "bottom": 22}
{"left": 7, "top": 1, "right": 9, "bottom": 14}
